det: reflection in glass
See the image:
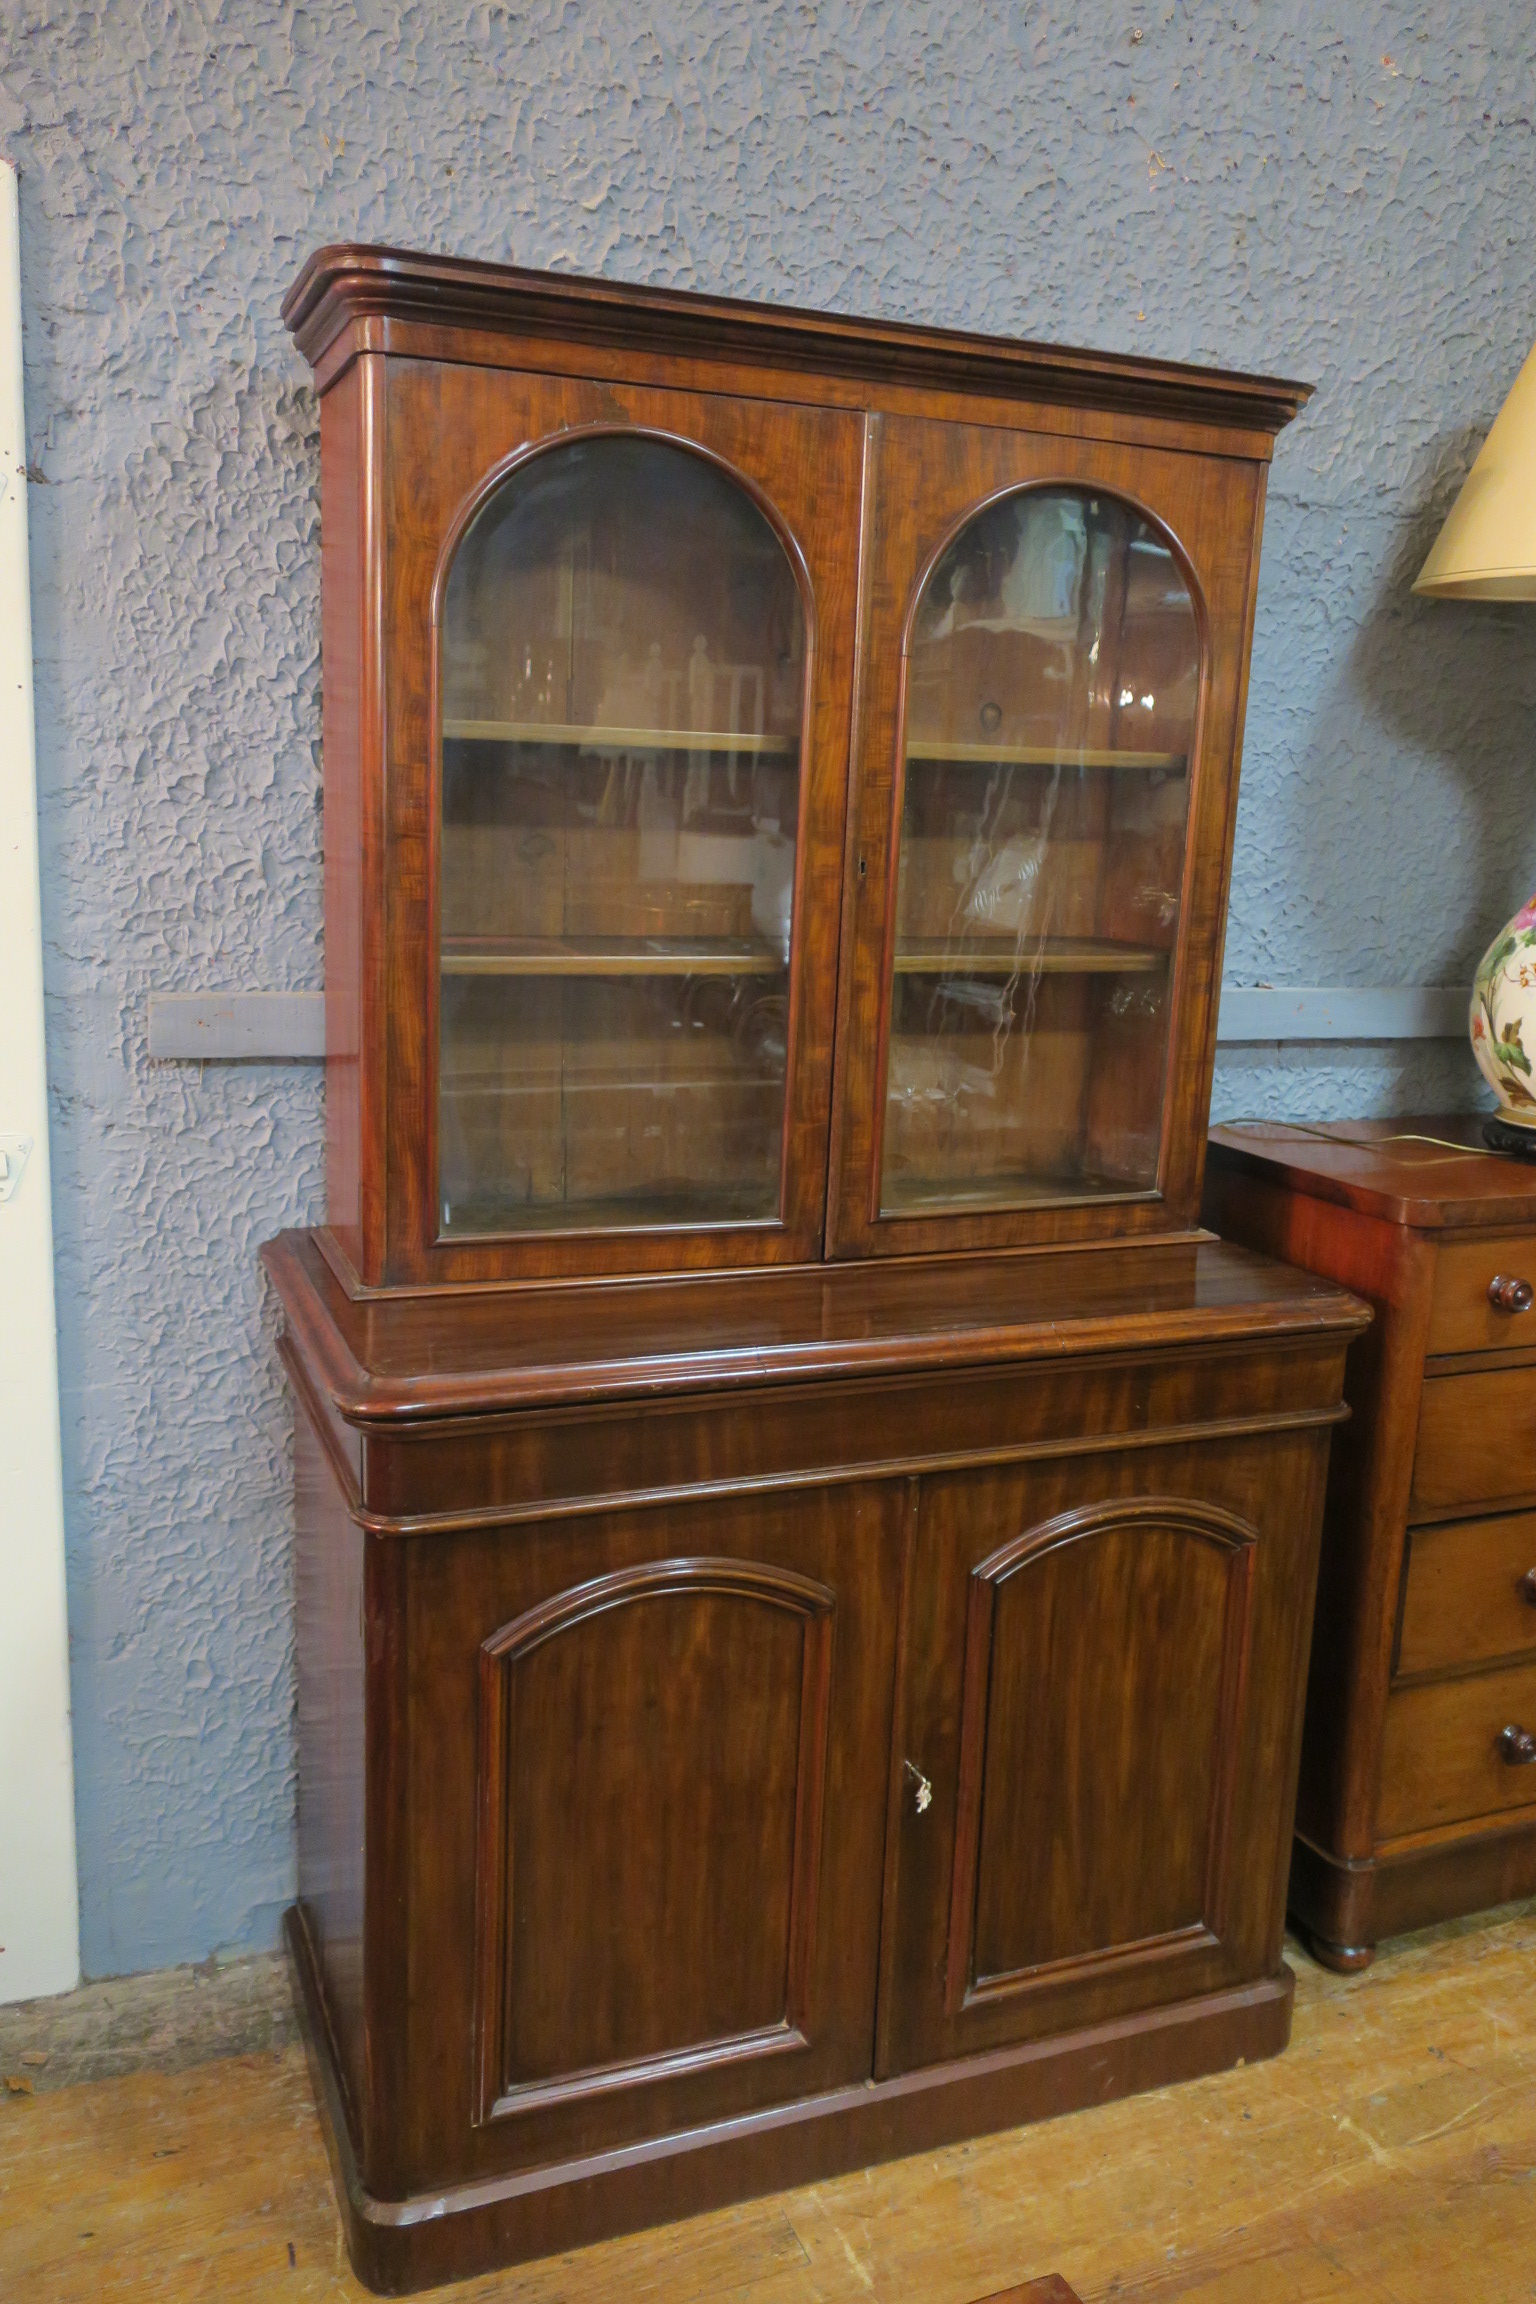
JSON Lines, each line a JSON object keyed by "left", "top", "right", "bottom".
{"left": 880, "top": 488, "right": 1200, "bottom": 1215}
{"left": 437, "top": 437, "right": 804, "bottom": 1235}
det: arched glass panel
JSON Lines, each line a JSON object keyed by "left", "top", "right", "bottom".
{"left": 437, "top": 437, "right": 805, "bottom": 1236}
{"left": 880, "top": 487, "right": 1200, "bottom": 1215}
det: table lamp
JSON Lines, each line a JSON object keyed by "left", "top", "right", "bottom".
{"left": 1415, "top": 339, "right": 1536, "bottom": 1153}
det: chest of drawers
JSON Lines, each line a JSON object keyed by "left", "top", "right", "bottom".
{"left": 1205, "top": 1117, "right": 1536, "bottom": 1969}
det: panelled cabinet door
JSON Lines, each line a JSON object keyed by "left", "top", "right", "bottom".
{"left": 828, "top": 417, "right": 1264, "bottom": 1258}
{"left": 396, "top": 1482, "right": 904, "bottom": 2184}
{"left": 875, "top": 1437, "right": 1324, "bottom": 2076}
{"left": 378, "top": 362, "right": 865, "bottom": 1282}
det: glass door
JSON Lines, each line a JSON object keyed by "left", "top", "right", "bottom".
{"left": 829, "top": 417, "right": 1261, "bottom": 1257}
{"left": 881, "top": 486, "right": 1198, "bottom": 1216}
{"left": 436, "top": 434, "right": 808, "bottom": 1240}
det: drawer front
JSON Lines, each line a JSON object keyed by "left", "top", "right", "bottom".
{"left": 1428, "top": 1233, "right": 1536, "bottom": 1356}
{"left": 1379, "top": 1660, "right": 1536, "bottom": 1839}
{"left": 1398, "top": 1512, "right": 1536, "bottom": 1678}
{"left": 1412, "top": 1366, "right": 1536, "bottom": 1517}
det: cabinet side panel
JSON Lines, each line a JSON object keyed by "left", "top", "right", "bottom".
{"left": 1204, "top": 1163, "right": 1431, "bottom": 1858}
{"left": 294, "top": 1407, "right": 368, "bottom": 2130}
{"left": 320, "top": 357, "right": 388, "bottom": 1275}
{"left": 321, "top": 366, "right": 363, "bottom": 1259}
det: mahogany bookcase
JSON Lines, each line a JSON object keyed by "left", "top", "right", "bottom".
{"left": 263, "top": 243, "right": 1367, "bottom": 2291}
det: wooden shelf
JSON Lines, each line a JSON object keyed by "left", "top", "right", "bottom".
{"left": 441, "top": 936, "right": 787, "bottom": 979}
{"left": 905, "top": 741, "right": 1185, "bottom": 771}
{"left": 881, "top": 1168, "right": 1157, "bottom": 1215}
{"left": 893, "top": 937, "right": 1167, "bottom": 977}
{"left": 444, "top": 719, "right": 795, "bottom": 757}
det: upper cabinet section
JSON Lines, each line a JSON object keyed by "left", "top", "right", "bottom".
{"left": 437, "top": 435, "right": 808, "bottom": 1240}
{"left": 287, "top": 244, "right": 1306, "bottom": 1289}
{"left": 879, "top": 486, "right": 1201, "bottom": 1221}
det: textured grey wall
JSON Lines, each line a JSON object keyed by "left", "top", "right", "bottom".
{"left": 4, "top": 1, "right": 1532, "bottom": 1974}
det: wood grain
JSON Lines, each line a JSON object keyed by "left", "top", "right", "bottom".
{"left": 282, "top": 242, "right": 1312, "bottom": 437}
{"left": 826, "top": 414, "right": 1263, "bottom": 1259}
{"left": 274, "top": 249, "right": 1343, "bottom": 2290}
{"left": 269, "top": 1224, "right": 1359, "bottom": 2284}
{"left": 1428, "top": 1233, "right": 1536, "bottom": 1354}
{"left": 382, "top": 364, "right": 864, "bottom": 1285}
{"left": 7, "top": 1905, "right": 1536, "bottom": 2302}
{"left": 1397, "top": 1511, "right": 1536, "bottom": 1680}
{"left": 1379, "top": 1664, "right": 1536, "bottom": 1839}
{"left": 1411, "top": 1365, "right": 1536, "bottom": 1518}
{"left": 1209, "top": 1116, "right": 1536, "bottom": 1231}
{"left": 1208, "top": 1117, "right": 1536, "bottom": 1969}
{"left": 876, "top": 1436, "right": 1325, "bottom": 2080}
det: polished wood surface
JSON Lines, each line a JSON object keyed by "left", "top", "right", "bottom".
{"left": 1430, "top": 1235, "right": 1536, "bottom": 1351}
{"left": 8, "top": 1907, "right": 1536, "bottom": 2302}
{"left": 282, "top": 242, "right": 1312, "bottom": 439}
{"left": 290, "top": 248, "right": 1301, "bottom": 1289}
{"left": 1379, "top": 1663, "right": 1536, "bottom": 1839}
{"left": 1398, "top": 1510, "right": 1536, "bottom": 1678}
{"left": 274, "top": 249, "right": 1347, "bottom": 2288}
{"left": 1207, "top": 1115, "right": 1536, "bottom": 1230}
{"left": 1207, "top": 1117, "right": 1536, "bottom": 1970}
{"left": 826, "top": 415, "right": 1263, "bottom": 1259}
{"left": 458, "top": 1486, "right": 901, "bottom": 2152}
{"left": 1412, "top": 1364, "right": 1536, "bottom": 1516}
{"left": 875, "top": 1444, "right": 1325, "bottom": 2078}
{"left": 376, "top": 361, "right": 862, "bottom": 1285}
{"left": 264, "top": 1228, "right": 1361, "bottom": 1419}
{"left": 270, "top": 1226, "right": 1360, "bottom": 2286}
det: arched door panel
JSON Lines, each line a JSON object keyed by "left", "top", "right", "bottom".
{"left": 474, "top": 1557, "right": 835, "bottom": 2123}
{"left": 876, "top": 1437, "right": 1324, "bottom": 2077}
{"left": 829, "top": 414, "right": 1263, "bottom": 1259}
{"left": 373, "top": 360, "right": 864, "bottom": 1284}
{"left": 390, "top": 1477, "right": 909, "bottom": 2177}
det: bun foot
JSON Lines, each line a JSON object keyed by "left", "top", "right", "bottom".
{"left": 1296, "top": 1924, "right": 1375, "bottom": 1975}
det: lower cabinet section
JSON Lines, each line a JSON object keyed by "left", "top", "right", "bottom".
{"left": 272, "top": 1234, "right": 1364, "bottom": 2290}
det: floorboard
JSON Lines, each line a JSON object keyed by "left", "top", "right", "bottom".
{"left": 2, "top": 1908, "right": 1533, "bottom": 2302}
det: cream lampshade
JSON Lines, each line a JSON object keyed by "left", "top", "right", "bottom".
{"left": 1415, "top": 339, "right": 1536, "bottom": 1149}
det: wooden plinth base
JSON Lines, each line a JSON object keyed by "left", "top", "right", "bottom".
{"left": 286, "top": 1908, "right": 1293, "bottom": 2296}
{"left": 1290, "top": 1820, "right": 1536, "bottom": 1974}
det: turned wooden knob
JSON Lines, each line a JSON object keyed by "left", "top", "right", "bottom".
{"left": 1499, "top": 1724, "right": 1536, "bottom": 1765}
{"left": 1488, "top": 1274, "right": 1534, "bottom": 1313}
{"left": 1520, "top": 1569, "right": 1536, "bottom": 1607}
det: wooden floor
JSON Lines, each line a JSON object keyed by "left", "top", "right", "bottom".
{"left": 3, "top": 1906, "right": 1535, "bottom": 2302}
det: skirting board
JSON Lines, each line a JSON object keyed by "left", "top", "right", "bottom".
{"left": 149, "top": 986, "right": 1469, "bottom": 1061}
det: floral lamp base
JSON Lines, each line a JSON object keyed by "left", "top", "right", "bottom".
{"left": 1473, "top": 893, "right": 1536, "bottom": 1154}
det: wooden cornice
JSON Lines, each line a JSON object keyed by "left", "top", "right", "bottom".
{"left": 282, "top": 241, "right": 1313, "bottom": 435}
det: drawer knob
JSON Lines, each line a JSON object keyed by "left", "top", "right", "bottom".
{"left": 1521, "top": 1570, "right": 1536, "bottom": 1607}
{"left": 1499, "top": 1723, "right": 1536, "bottom": 1765}
{"left": 1488, "top": 1274, "right": 1535, "bottom": 1313}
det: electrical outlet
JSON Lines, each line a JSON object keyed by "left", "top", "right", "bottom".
{"left": 0, "top": 1135, "right": 33, "bottom": 1203}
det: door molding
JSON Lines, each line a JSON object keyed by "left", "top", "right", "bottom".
{"left": 472, "top": 1556, "right": 835, "bottom": 2125}
{"left": 944, "top": 1495, "right": 1257, "bottom": 2015}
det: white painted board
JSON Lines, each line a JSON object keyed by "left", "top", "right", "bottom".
{"left": 0, "top": 160, "right": 81, "bottom": 2003}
